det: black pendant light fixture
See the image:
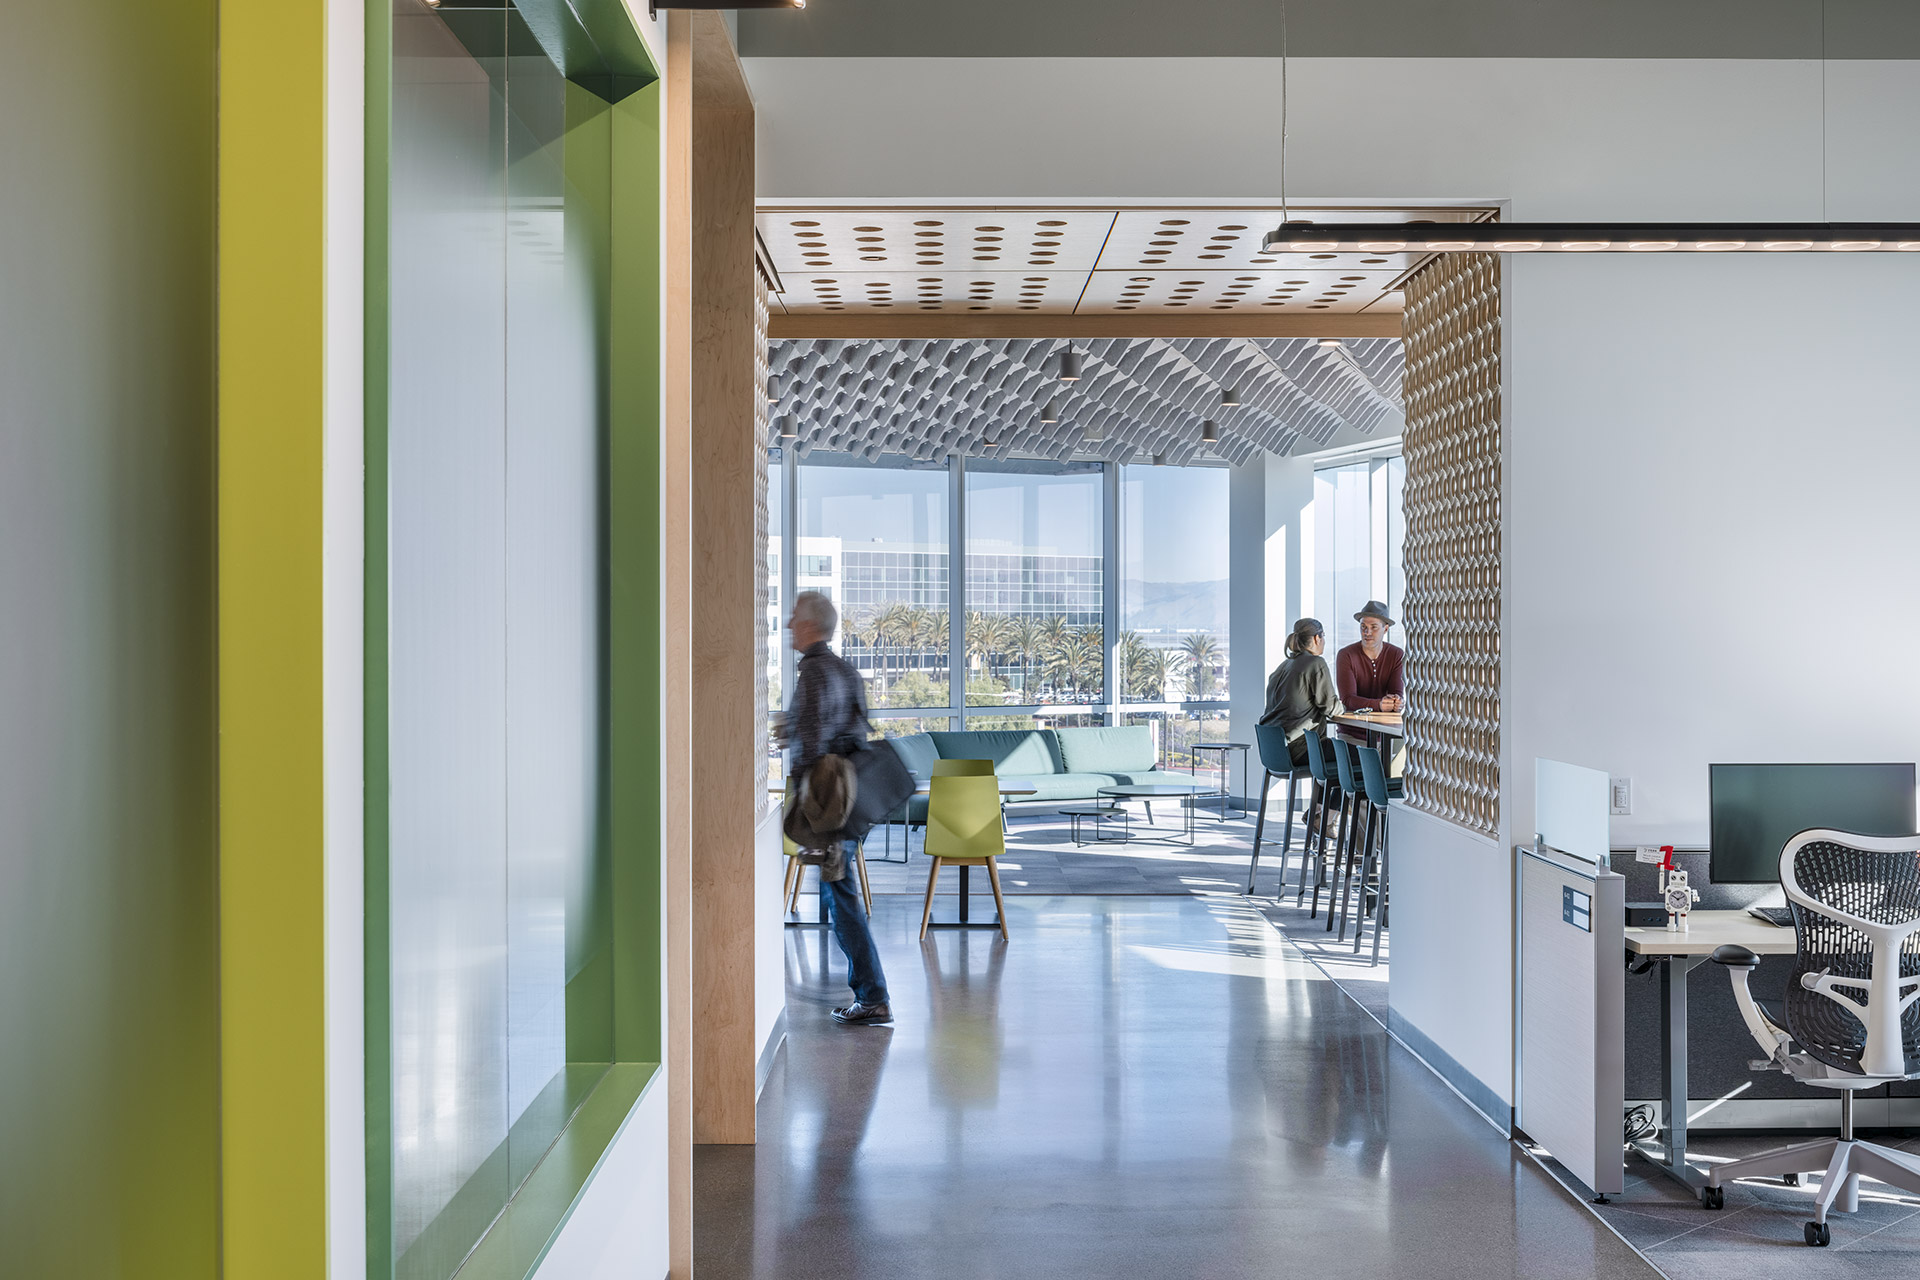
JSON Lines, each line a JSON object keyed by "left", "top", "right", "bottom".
{"left": 653, "top": 0, "right": 803, "bottom": 16}
{"left": 1219, "top": 387, "right": 1240, "bottom": 408}
{"left": 1058, "top": 349, "right": 1082, "bottom": 382}
{"left": 1040, "top": 399, "right": 1060, "bottom": 424}
{"left": 1264, "top": 221, "right": 1920, "bottom": 255}
{"left": 1200, "top": 420, "right": 1218, "bottom": 444}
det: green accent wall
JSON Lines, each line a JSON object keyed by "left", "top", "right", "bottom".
{"left": 0, "top": 2, "right": 220, "bottom": 1276}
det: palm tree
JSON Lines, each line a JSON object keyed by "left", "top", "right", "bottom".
{"left": 1181, "top": 631, "right": 1221, "bottom": 701}
{"left": 1117, "top": 631, "right": 1166, "bottom": 701}
{"left": 1009, "top": 617, "right": 1044, "bottom": 696}
{"left": 920, "top": 610, "right": 949, "bottom": 679}
{"left": 875, "top": 602, "right": 913, "bottom": 691}
{"left": 1038, "top": 615, "right": 1073, "bottom": 695}
{"left": 1069, "top": 627, "right": 1104, "bottom": 700}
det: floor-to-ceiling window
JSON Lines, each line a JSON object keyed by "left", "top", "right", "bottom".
{"left": 796, "top": 451, "right": 951, "bottom": 734}
{"left": 1118, "top": 462, "right": 1231, "bottom": 766}
{"left": 1313, "top": 445, "right": 1406, "bottom": 663}
{"left": 964, "top": 459, "right": 1105, "bottom": 727}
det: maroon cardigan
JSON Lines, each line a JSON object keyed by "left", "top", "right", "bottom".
{"left": 1335, "top": 641, "right": 1404, "bottom": 711}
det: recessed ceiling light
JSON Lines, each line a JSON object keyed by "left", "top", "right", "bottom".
{"left": 1319, "top": 337, "right": 1342, "bottom": 348}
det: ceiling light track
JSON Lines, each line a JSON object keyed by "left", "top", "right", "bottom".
{"left": 1263, "top": 222, "right": 1920, "bottom": 254}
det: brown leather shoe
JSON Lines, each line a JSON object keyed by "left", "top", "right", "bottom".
{"left": 831, "top": 1001, "right": 893, "bottom": 1025}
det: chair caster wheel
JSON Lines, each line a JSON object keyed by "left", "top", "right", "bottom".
{"left": 1805, "top": 1221, "right": 1830, "bottom": 1247}
{"left": 1700, "top": 1186, "right": 1725, "bottom": 1210}
{"left": 1783, "top": 1173, "right": 1799, "bottom": 1186}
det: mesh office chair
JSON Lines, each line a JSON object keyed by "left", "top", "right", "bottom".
{"left": 1707, "top": 828, "right": 1920, "bottom": 1245}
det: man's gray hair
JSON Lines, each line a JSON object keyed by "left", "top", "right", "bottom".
{"left": 791, "top": 589, "right": 838, "bottom": 637}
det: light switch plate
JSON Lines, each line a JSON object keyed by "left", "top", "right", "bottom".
{"left": 1610, "top": 776, "right": 1632, "bottom": 816}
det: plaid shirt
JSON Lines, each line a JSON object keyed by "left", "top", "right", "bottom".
{"left": 784, "top": 642, "right": 870, "bottom": 777}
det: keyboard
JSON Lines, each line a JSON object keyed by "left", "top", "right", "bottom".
{"left": 1747, "top": 906, "right": 1793, "bottom": 928}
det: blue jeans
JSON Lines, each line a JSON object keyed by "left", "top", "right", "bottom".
{"left": 822, "top": 839, "right": 889, "bottom": 1006}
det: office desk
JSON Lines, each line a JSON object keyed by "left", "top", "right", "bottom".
{"left": 1624, "top": 910, "right": 1796, "bottom": 1201}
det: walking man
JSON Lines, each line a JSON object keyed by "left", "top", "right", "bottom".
{"left": 782, "top": 590, "right": 892, "bottom": 1025}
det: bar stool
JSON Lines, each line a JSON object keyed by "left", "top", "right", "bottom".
{"left": 1349, "top": 743, "right": 1400, "bottom": 964}
{"left": 1299, "top": 729, "right": 1347, "bottom": 918}
{"left": 1326, "top": 738, "right": 1366, "bottom": 934}
{"left": 1246, "top": 723, "right": 1314, "bottom": 896}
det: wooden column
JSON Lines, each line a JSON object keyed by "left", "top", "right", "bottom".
{"left": 680, "top": 11, "right": 762, "bottom": 1148}
{"left": 663, "top": 13, "right": 697, "bottom": 1275}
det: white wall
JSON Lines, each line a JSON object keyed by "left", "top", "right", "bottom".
{"left": 529, "top": 1077, "right": 671, "bottom": 1280}
{"left": 746, "top": 57, "right": 1920, "bottom": 219}
{"left": 1505, "top": 251, "right": 1920, "bottom": 852}
{"left": 754, "top": 804, "right": 787, "bottom": 1077}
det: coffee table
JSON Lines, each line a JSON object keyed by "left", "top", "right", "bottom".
{"left": 1096, "top": 783, "right": 1208, "bottom": 846}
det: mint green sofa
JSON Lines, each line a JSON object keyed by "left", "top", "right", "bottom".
{"left": 886, "top": 726, "right": 1201, "bottom": 823}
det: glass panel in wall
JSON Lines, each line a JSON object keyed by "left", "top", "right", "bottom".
{"left": 1119, "top": 709, "right": 1234, "bottom": 773}
{"left": 1386, "top": 454, "right": 1407, "bottom": 639}
{"left": 964, "top": 459, "right": 1104, "bottom": 706}
{"left": 1312, "top": 452, "right": 1408, "bottom": 700}
{"left": 385, "top": 4, "right": 610, "bottom": 1276}
{"left": 796, "top": 453, "right": 950, "bottom": 711}
{"left": 1118, "top": 464, "right": 1230, "bottom": 704}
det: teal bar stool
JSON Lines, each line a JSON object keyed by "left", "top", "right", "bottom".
{"left": 1299, "top": 729, "right": 1346, "bottom": 918}
{"left": 1350, "top": 744, "right": 1402, "bottom": 964}
{"left": 1327, "top": 737, "right": 1367, "bottom": 937}
{"left": 1246, "top": 723, "right": 1313, "bottom": 896}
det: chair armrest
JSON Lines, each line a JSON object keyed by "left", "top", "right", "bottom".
{"left": 1713, "top": 946, "right": 1791, "bottom": 1067}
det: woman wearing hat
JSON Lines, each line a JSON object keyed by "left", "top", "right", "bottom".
{"left": 1260, "top": 617, "right": 1344, "bottom": 770}
{"left": 1336, "top": 601, "right": 1403, "bottom": 714}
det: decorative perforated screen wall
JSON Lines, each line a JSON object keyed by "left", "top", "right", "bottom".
{"left": 1399, "top": 254, "right": 1502, "bottom": 838}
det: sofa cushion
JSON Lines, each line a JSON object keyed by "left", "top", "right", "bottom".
{"left": 1092, "top": 769, "right": 1208, "bottom": 789}
{"left": 997, "top": 772, "right": 1121, "bottom": 803}
{"left": 1054, "top": 726, "right": 1156, "bottom": 774}
{"left": 928, "top": 729, "right": 1064, "bottom": 777}
{"left": 886, "top": 732, "right": 942, "bottom": 778}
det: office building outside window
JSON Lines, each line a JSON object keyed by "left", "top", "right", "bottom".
{"left": 964, "top": 459, "right": 1105, "bottom": 709}
{"left": 796, "top": 453, "right": 950, "bottom": 713}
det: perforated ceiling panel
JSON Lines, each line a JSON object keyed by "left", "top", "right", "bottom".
{"left": 758, "top": 205, "right": 1488, "bottom": 316}
{"left": 769, "top": 336, "right": 1404, "bottom": 466}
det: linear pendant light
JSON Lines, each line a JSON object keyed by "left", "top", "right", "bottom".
{"left": 1262, "top": 222, "right": 1920, "bottom": 254}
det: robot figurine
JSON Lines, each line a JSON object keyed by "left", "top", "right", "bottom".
{"left": 1659, "top": 849, "right": 1700, "bottom": 931}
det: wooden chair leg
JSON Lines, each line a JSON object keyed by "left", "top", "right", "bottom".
{"left": 1246, "top": 769, "right": 1272, "bottom": 894}
{"left": 984, "top": 858, "right": 1009, "bottom": 941}
{"left": 782, "top": 856, "right": 798, "bottom": 907}
{"left": 855, "top": 843, "right": 873, "bottom": 914}
{"left": 788, "top": 859, "right": 807, "bottom": 913}
{"left": 918, "top": 857, "right": 941, "bottom": 940}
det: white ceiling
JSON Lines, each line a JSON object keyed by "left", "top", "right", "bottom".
{"left": 756, "top": 205, "right": 1489, "bottom": 317}
{"left": 770, "top": 335, "right": 1404, "bottom": 466}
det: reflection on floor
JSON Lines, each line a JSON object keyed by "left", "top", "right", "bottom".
{"left": 855, "top": 802, "right": 1281, "bottom": 898}
{"left": 696, "top": 895, "right": 1656, "bottom": 1280}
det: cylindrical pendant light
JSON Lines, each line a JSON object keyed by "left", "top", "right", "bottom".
{"left": 1265, "top": 220, "right": 1920, "bottom": 255}
{"left": 1041, "top": 398, "right": 1059, "bottom": 424}
{"left": 766, "top": 374, "right": 783, "bottom": 403}
{"left": 1200, "top": 420, "right": 1218, "bottom": 443}
{"left": 1151, "top": 453, "right": 1167, "bottom": 467}
{"left": 778, "top": 415, "right": 797, "bottom": 440}
{"left": 1058, "top": 350, "right": 1082, "bottom": 382}
{"left": 1220, "top": 387, "right": 1240, "bottom": 408}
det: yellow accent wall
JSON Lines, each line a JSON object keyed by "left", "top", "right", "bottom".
{"left": 217, "top": 0, "right": 329, "bottom": 1274}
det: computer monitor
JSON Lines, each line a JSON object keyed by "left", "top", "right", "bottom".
{"left": 1708, "top": 763, "right": 1917, "bottom": 885}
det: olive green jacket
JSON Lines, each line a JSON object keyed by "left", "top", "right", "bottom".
{"left": 1259, "top": 654, "right": 1343, "bottom": 741}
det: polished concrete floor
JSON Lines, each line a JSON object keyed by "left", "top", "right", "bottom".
{"left": 696, "top": 895, "right": 1658, "bottom": 1279}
